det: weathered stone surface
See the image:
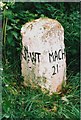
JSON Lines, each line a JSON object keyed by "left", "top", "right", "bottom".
{"left": 21, "top": 18, "right": 66, "bottom": 93}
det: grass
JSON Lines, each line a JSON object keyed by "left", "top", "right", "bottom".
{"left": 2, "top": 68, "right": 80, "bottom": 120}
{"left": 2, "top": 2, "right": 80, "bottom": 120}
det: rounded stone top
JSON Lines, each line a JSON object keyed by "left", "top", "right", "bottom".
{"left": 21, "top": 17, "right": 66, "bottom": 93}
{"left": 21, "top": 17, "right": 64, "bottom": 37}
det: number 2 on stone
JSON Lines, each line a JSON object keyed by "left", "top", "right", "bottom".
{"left": 52, "top": 64, "right": 58, "bottom": 75}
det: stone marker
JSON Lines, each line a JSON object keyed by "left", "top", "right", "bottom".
{"left": 21, "top": 18, "right": 66, "bottom": 94}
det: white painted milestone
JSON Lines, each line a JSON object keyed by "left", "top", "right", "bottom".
{"left": 21, "top": 18, "right": 66, "bottom": 93}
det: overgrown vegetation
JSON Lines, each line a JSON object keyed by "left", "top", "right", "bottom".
{"left": 2, "top": 2, "right": 80, "bottom": 120}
